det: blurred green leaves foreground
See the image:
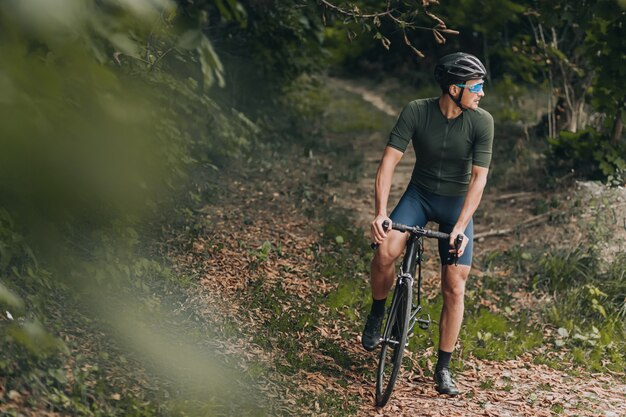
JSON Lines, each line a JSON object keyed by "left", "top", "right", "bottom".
{"left": 0, "top": 0, "right": 296, "bottom": 414}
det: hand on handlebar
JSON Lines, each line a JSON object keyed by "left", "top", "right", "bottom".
{"left": 371, "top": 215, "right": 391, "bottom": 245}
{"left": 448, "top": 227, "right": 468, "bottom": 261}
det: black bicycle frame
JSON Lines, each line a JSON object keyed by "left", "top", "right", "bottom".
{"left": 400, "top": 233, "right": 424, "bottom": 306}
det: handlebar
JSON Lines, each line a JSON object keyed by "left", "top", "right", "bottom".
{"left": 383, "top": 220, "right": 450, "bottom": 240}
{"left": 371, "top": 221, "right": 464, "bottom": 266}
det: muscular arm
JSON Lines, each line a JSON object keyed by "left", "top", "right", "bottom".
{"left": 375, "top": 147, "right": 404, "bottom": 216}
{"left": 372, "top": 146, "right": 404, "bottom": 243}
{"left": 450, "top": 165, "right": 488, "bottom": 254}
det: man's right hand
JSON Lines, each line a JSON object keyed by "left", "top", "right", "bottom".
{"left": 371, "top": 215, "right": 391, "bottom": 245}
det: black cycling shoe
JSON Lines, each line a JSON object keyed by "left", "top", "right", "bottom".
{"left": 361, "top": 314, "right": 383, "bottom": 351}
{"left": 434, "top": 369, "right": 460, "bottom": 396}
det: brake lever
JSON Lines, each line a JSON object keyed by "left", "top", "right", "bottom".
{"left": 453, "top": 234, "right": 463, "bottom": 266}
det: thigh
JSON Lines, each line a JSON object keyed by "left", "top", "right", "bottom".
{"left": 389, "top": 184, "right": 428, "bottom": 228}
{"left": 437, "top": 219, "right": 473, "bottom": 266}
{"left": 378, "top": 185, "right": 429, "bottom": 264}
{"left": 376, "top": 229, "right": 409, "bottom": 263}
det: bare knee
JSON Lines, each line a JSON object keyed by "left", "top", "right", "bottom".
{"left": 442, "top": 284, "right": 465, "bottom": 302}
{"left": 372, "top": 231, "right": 405, "bottom": 269}
{"left": 442, "top": 267, "right": 469, "bottom": 302}
{"left": 373, "top": 248, "right": 397, "bottom": 269}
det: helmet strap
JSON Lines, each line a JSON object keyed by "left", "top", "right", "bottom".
{"left": 448, "top": 86, "right": 467, "bottom": 111}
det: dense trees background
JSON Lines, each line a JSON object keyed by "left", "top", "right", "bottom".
{"left": 0, "top": 0, "right": 624, "bottom": 415}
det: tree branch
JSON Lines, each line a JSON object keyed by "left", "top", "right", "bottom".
{"left": 318, "top": 0, "right": 396, "bottom": 20}
{"left": 474, "top": 212, "right": 553, "bottom": 239}
{"left": 318, "top": 0, "right": 457, "bottom": 57}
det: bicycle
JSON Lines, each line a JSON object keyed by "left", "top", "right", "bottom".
{"left": 372, "top": 220, "right": 462, "bottom": 407}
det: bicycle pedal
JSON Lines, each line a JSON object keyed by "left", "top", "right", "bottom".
{"left": 417, "top": 314, "right": 431, "bottom": 330}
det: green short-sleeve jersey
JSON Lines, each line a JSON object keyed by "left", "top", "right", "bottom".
{"left": 387, "top": 97, "right": 494, "bottom": 196}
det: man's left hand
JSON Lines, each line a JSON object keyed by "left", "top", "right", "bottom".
{"left": 448, "top": 226, "right": 468, "bottom": 258}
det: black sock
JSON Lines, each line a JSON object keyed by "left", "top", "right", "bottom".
{"left": 435, "top": 349, "right": 452, "bottom": 372}
{"left": 370, "top": 298, "right": 387, "bottom": 317}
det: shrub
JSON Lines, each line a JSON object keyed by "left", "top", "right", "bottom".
{"left": 547, "top": 128, "right": 626, "bottom": 185}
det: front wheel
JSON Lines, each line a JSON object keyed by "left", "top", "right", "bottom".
{"left": 375, "top": 280, "right": 412, "bottom": 407}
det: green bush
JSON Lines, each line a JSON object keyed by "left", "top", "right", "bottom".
{"left": 547, "top": 128, "right": 626, "bottom": 185}
{"left": 537, "top": 249, "right": 625, "bottom": 321}
{"left": 538, "top": 249, "right": 626, "bottom": 371}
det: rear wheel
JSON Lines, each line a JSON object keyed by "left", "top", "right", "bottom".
{"left": 375, "top": 280, "right": 412, "bottom": 407}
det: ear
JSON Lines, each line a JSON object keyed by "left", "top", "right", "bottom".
{"left": 448, "top": 84, "right": 458, "bottom": 96}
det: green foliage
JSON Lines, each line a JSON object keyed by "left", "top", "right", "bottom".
{"left": 326, "top": 277, "right": 370, "bottom": 322}
{"left": 480, "top": 378, "right": 495, "bottom": 389}
{"left": 585, "top": 2, "right": 626, "bottom": 131}
{"left": 499, "top": 0, "right": 626, "bottom": 145}
{"left": 321, "top": 1, "right": 452, "bottom": 70}
{"left": 547, "top": 128, "right": 626, "bottom": 184}
{"left": 550, "top": 319, "right": 626, "bottom": 372}
{"left": 540, "top": 251, "right": 626, "bottom": 322}
{"left": 0, "top": 0, "right": 267, "bottom": 309}
{"left": 323, "top": 23, "right": 375, "bottom": 69}
{"left": 0, "top": 1, "right": 331, "bottom": 415}
{"left": 460, "top": 308, "right": 543, "bottom": 361}
{"left": 485, "top": 75, "right": 544, "bottom": 124}
{"left": 180, "top": 0, "right": 325, "bottom": 117}
{"left": 249, "top": 241, "right": 274, "bottom": 266}
{"left": 435, "top": 0, "right": 526, "bottom": 79}
{"left": 278, "top": 74, "right": 332, "bottom": 145}
{"left": 319, "top": 215, "right": 371, "bottom": 285}
{"left": 488, "top": 243, "right": 626, "bottom": 372}
{"left": 534, "top": 248, "right": 597, "bottom": 292}
{"left": 480, "top": 236, "right": 626, "bottom": 373}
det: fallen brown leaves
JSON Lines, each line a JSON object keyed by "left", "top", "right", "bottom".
{"left": 163, "top": 81, "right": 626, "bottom": 416}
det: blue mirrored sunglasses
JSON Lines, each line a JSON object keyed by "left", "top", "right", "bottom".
{"left": 455, "top": 82, "right": 484, "bottom": 93}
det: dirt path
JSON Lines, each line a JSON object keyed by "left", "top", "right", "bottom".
{"left": 326, "top": 78, "right": 416, "bottom": 229}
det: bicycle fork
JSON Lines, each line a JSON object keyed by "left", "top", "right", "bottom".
{"left": 383, "top": 273, "right": 432, "bottom": 348}
{"left": 397, "top": 273, "right": 431, "bottom": 336}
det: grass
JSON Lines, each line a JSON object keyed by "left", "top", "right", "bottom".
{"left": 481, "top": 240, "right": 626, "bottom": 374}
{"left": 480, "top": 378, "right": 495, "bottom": 389}
{"left": 460, "top": 308, "right": 544, "bottom": 362}
{"left": 324, "top": 95, "right": 392, "bottom": 134}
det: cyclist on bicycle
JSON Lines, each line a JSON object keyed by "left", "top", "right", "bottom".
{"left": 361, "top": 52, "right": 494, "bottom": 396}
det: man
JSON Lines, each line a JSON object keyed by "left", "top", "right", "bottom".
{"left": 361, "top": 52, "right": 494, "bottom": 396}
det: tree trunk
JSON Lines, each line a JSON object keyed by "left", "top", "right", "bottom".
{"left": 565, "top": 98, "right": 585, "bottom": 133}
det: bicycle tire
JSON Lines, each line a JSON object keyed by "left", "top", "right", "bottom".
{"left": 375, "top": 280, "right": 412, "bottom": 407}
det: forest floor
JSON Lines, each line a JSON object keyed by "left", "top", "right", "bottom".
{"left": 164, "top": 77, "right": 626, "bottom": 416}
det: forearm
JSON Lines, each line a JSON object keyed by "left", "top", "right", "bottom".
{"left": 374, "top": 164, "right": 394, "bottom": 217}
{"left": 455, "top": 173, "right": 487, "bottom": 230}
{"left": 374, "top": 147, "right": 403, "bottom": 217}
